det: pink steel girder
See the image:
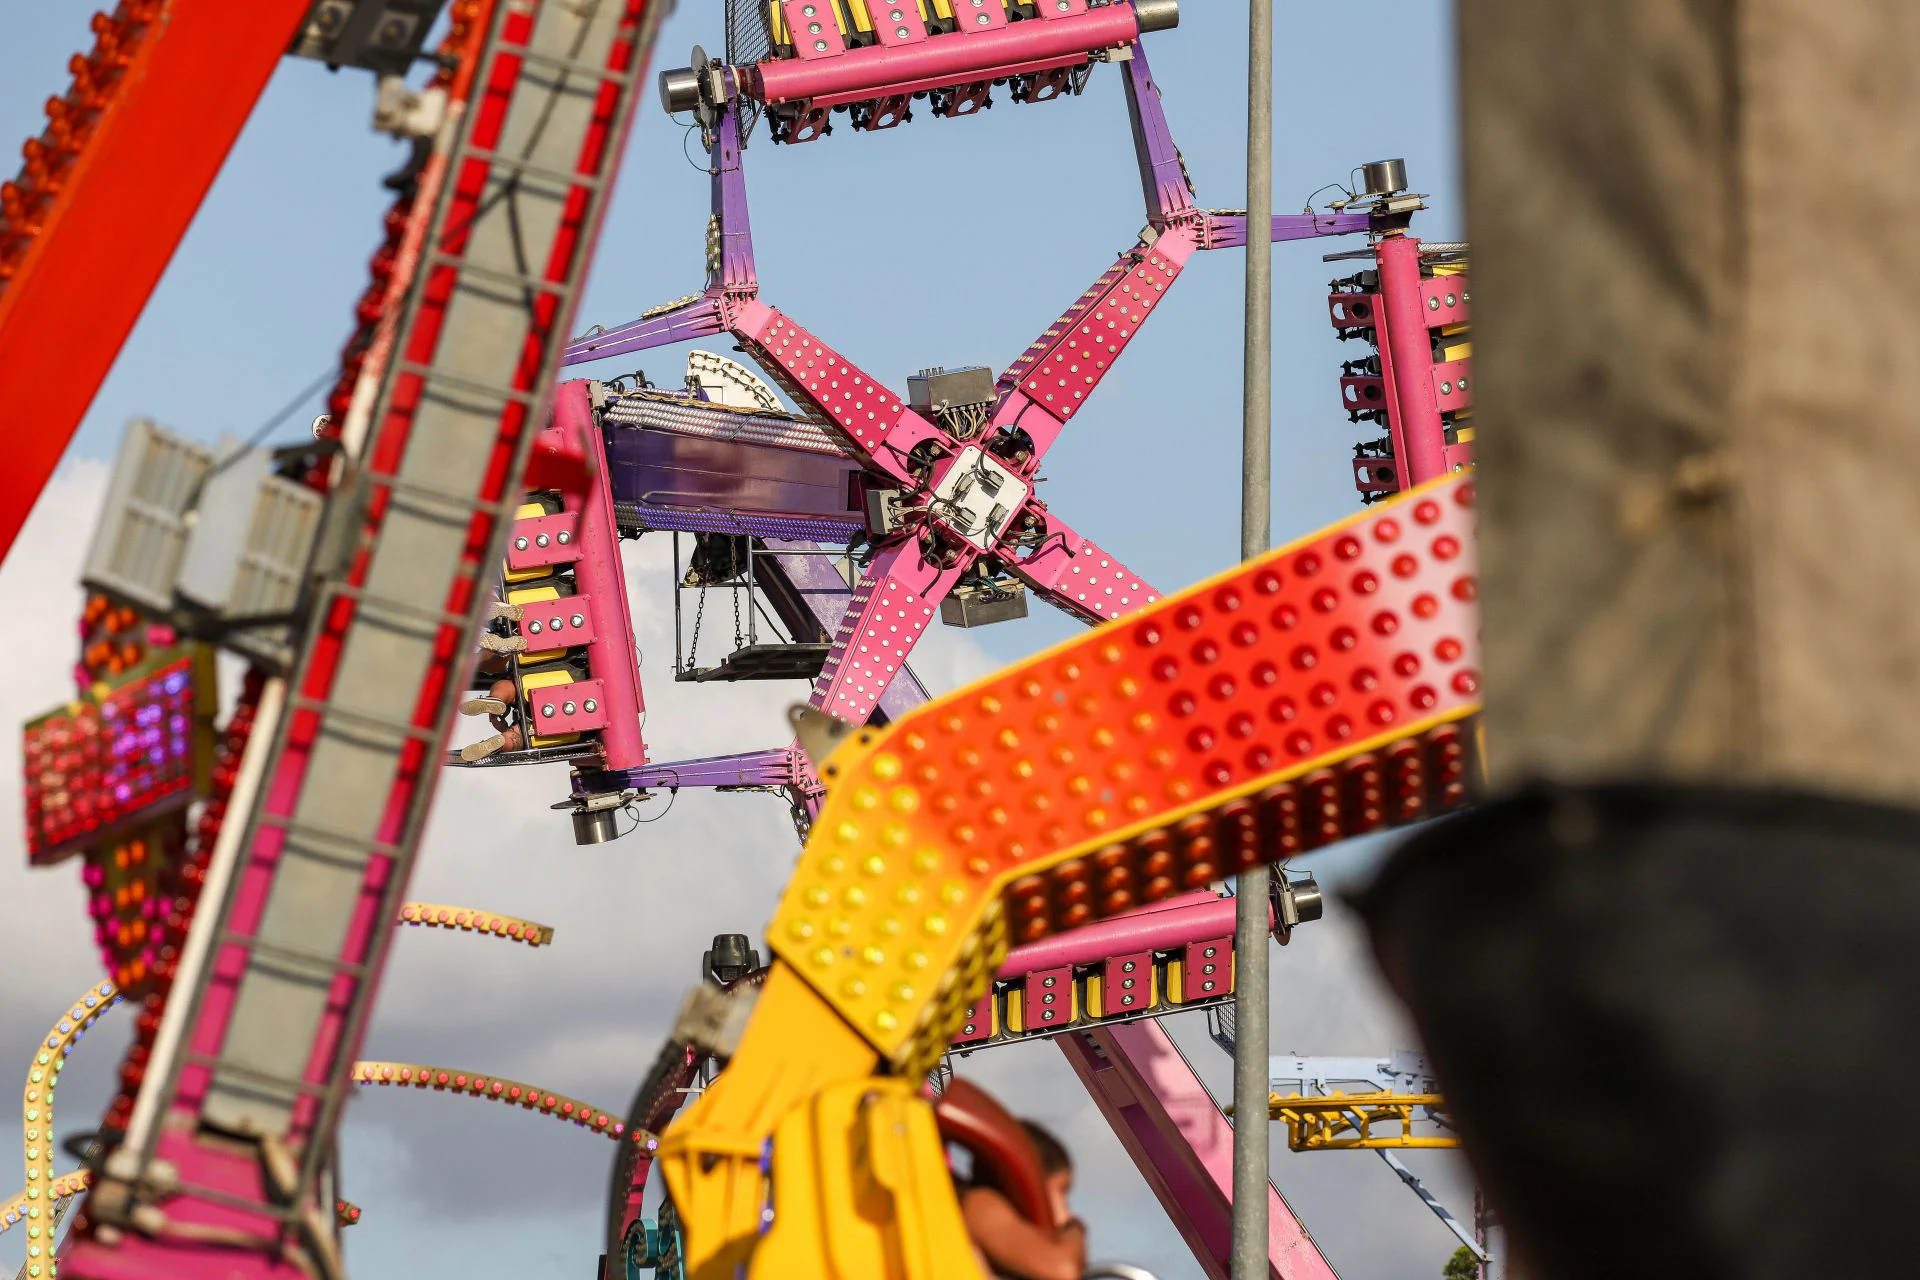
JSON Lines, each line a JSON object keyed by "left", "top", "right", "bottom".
{"left": 522, "top": 381, "right": 649, "bottom": 771}
{"left": 61, "top": 3, "right": 662, "bottom": 1277}
{"left": 1371, "top": 235, "right": 1450, "bottom": 489}
{"left": 1060, "top": 1018, "right": 1340, "bottom": 1280}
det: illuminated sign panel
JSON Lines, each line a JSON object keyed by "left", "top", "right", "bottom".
{"left": 23, "top": 648, "right": 214, "bottom": 862}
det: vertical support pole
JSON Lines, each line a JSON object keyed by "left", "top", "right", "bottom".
{"left": 1475, "top": 1186, "right": 1490, "bottom": 1280}
{"left": 1234, "top": 0, "right": 1274, "bottom": 1270}
{"left": 1374, "top": 234, "right": 1450, "bottom": 486}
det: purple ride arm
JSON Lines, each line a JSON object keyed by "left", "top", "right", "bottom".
{"left": 561, "top": 293, "right": 727, "bottom": 367}
{"left": 1202, "top": 211, "right": 1372, "bottom": 250}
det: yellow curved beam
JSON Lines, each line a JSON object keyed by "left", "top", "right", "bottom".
{"left": 397, "top": 903, "right": 555, "bottom": 946}
{"left": 660, "top": 474, "right": 1484, "bottom": 1277}
{"left": 6, "top": 906, "right": 543, "bottom": 1262}
{"left": 349, "top": 1062, "right": 650, "bottom": 1147}
{"left": 15, "top": 981, "right": 118, "bottom": 1276}
{"left": 0, "top": 1170, "right": 89, "bottom": 1237}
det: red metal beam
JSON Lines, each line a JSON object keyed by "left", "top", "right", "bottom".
{"left": 0, "top": 0, "right": 312, "bottom": 564}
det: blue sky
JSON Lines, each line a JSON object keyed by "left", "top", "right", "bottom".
{"left": 0, "top": 3, "right": 1473, "bottom": 1278}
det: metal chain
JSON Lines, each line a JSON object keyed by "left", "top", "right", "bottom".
{"left": 687, "top": 588, "right": 706, "bottom": 672}
{"left": 731, "top": 577, "right": 744, "bottom": 651}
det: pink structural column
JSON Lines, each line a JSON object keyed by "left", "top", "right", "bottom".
{"left": 1373, "top": 234, "right": 1449, "bottom": 487}
{"left": 1058, "top": 1019, "right": 1339, "bottom": 1280}
{"left": 528, "top": 380, "right": 648, "bottom": 771}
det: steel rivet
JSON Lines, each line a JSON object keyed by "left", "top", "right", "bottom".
{"left": 1459, "top": 378, "right": 1469, "bottom": 390}
{"left": 563, "top": 701, "right": 577, "bottom": 715}
{"left": 528, "top": 620, "right": 543, "bottom": 634}
{"left": 1042, "top": 992, "right": 1055, "bottom": 1005}
{"left": 1042, "top": 976, "right": 1056, "bottom": 988}
{"left": 896, "top": 24, "right": 909, "bottom": 35}
{"left": 1201, "top": 981, "right": 1215, "bottom": 992}
{"left": 583, "top": 699, "right": 597, "bottom": 713}
{"left": 541, "top": 704, "right": 556, "bottom": 717}
{"left": 814, "top": 37, "right": 827, "bottom": 48}
{"left": 1427, "top": 297, "right": 1439, "bottom": 311}
{"left": 808, "top": 20, "right": 820, "bottom": 31}
{"left": 1203, "top": 947, "right": 1216, "bottom": 958}
{"left": 557, "top": 530, "right": 571, "bottom": 544}
{"left": 1121, "top": 960, "right": 1136, "bottom": 972}
{"left": 571, "top": 613, "right": 585, "bottom": 627}
{"left": 514, "top": 537, "right": 529, "bottom": 550}
{"left": 1445, "top": 293, "right": 1457, "bottom": 306}
{"left": 1441, "top": 381, "right": 1453, "bottom": 394}
{"left": 1121, "top": 995, "right": 1134, "bottom": 1006}
{"left": 535, "top": 533, "right": 550, "bottom": 548}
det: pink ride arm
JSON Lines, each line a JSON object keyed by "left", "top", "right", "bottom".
{"left": 809, "top": 541, "right": 965, "bottom": 727}
{"left": 730, "top": 300, "right": 942, "bottom": 486}
{"left": 991, "top": 226, "right": 1200, "bottom": 459}
{"left": 1059, "top": 1019, "right": 1338, "bottom": 1280}
{"left": 1004, "top": 508, "right": 1161, "bottom": 625}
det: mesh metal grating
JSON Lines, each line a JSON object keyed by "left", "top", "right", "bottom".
{"left": 725, "top": 0, "right": 770, "bottom": 142}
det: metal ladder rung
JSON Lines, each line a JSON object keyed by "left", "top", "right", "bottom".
{"left": 218, "top": 931, "right": 371, "bottom": 982}
{"left": 429, "top": 250, "right": 575, "bottom": 302}
{"left": 458, "top": 145, "right": 605, "bottom": 193}
{"left": 290, "top": 694, "right": 442, "bottom": 747}
{"left": 395, "top": 359, "right": 540, "bottom": 409}
{"left": 360, "top": 466, "right": 494, "bottom": 526}
{"left": 338, "top": 580, "right": 493, "bottom": 633}
{"left": 496, "top": 40, "right": 626, "bottom": 86}
{"left": 186, "top": 1052, "right": 335, "bottom": 1101}
{"left": 153, "top": 1174, "right": 306, "bottom": 1229}
{"left": 256, "top": 813, "right": 404, "bottom": 864}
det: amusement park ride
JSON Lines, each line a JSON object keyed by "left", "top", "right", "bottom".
{"left": 0, "top": 1, "right": 1481, "bottom": 1278}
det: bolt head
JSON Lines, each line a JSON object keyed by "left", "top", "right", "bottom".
{"left": 536, "top": 534, "right": 550, "bottom": 548}
{"left": 515, "top": 537, "right": 529, "bottom": 550}
{"left": 528, "top": 620, "right": 543, "bottom": 634}
{"left": 541, "top": 704, "right": 556, "bottom": 717}
{"left": 583, "top": 699, "right": 598, "bottom": 713}
{"left": 570, "top": 613, "right": 585, "bottom": 627}
{"left": 562, "top": 701, "right": 577, "bottom": 715}
{"left": 557, "top": 530, "right": 571, "bottom": 544}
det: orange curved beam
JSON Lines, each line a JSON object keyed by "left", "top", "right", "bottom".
{"left": 397, "top": 903, "right": 555, "bottom": 947}
{"left": 349, "top": 1062, "right": 651, "bottom": 1147}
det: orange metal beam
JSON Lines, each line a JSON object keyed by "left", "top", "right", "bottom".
{"left": 0, "top": 0, "right": 313, "bottom": 564}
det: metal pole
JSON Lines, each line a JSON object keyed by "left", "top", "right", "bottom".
{"left": 1232, "top": 0, "right": 1274, "bottom": 1269}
